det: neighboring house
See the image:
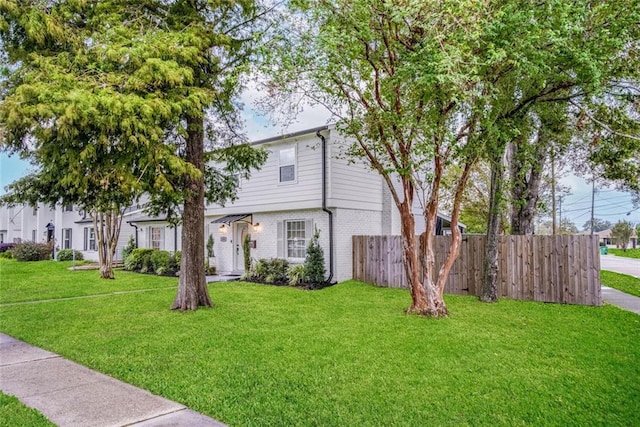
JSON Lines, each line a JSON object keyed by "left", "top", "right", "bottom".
{"left": 0, "top": 202, "right": 56, "bottom": 245}
{"left": 205, "top": 124, "right": 463, "bottom": 282}
{"left": 598, "top": 228, "right": 638, "bottom": 249}
{"left": 0, "top": 202, "right": 140, "bottom": 262}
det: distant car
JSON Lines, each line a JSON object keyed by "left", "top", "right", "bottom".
{"left": 0, "top": 243, "right": 15, "bottom": 253}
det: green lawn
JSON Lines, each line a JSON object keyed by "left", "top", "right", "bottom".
{"left": 608, "top": 248, "right": 640, "bottom": 259}
{"left": 0, "top": 259, "right": 639, "bottom": 426}
{"left": 0, "top": 259, "right": 177, "bottom": 303}
{"left": 0, "top": 393, "right": 54, "bottom": 427}
{"left": 601, "top": 270, "right": 640, "bottom": 297}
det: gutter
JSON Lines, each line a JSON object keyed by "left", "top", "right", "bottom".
{"left": 316, "top": 130, "right": 335, "bottom": 284}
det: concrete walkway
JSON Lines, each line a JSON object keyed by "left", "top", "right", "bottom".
{"left": 0, "top": 333, "right": 226, "bottom": 427}
{"left": 601, "top": 287, "right": 640, "bottom": 315}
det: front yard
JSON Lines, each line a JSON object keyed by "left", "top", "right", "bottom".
{"left": 0, "top": 259, "right": 638, "bottom": 426}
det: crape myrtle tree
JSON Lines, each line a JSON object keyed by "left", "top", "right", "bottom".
{"left": 0, "top": 1, "right": 267, "bottom": 309}
{"left": 265, "top": 0, "right": 561, "bottom": 316}
{"left": 479, "top": 0, "right": 640, "bottom": 301}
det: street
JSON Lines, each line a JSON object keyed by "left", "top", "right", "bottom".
{"left": 600, "top": 254, "right": 640, "bottom": 278}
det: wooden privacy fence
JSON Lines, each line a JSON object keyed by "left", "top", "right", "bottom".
{"left": 352, "top": 235, "right": 602, "bottom": 306}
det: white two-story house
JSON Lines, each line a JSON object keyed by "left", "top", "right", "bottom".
{"left": 205, "top": 124, "right": 459, "bottom": 282}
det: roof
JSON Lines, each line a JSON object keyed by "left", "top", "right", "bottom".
{"left": 250, "top": 125, "right": 330, "bottom": 146}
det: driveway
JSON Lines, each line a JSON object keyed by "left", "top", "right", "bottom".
{"left": 600, "top": 254, "right": 640, "bottom": 278}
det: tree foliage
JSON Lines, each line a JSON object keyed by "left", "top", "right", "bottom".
{"left": 611, "top": 220, "right": 634, "bottom": 251}
{"left": 0, "top": 1, "right": 267, "bottom": 306}
{"left": 582, "top": 218, "right": 613, "bottom": 233}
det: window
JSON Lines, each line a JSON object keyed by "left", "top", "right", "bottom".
{"left": 277, "top": 219, "right": 312, "bottom": 260}
{"left": 151, "top": 227, "right": 163, "bottom": 250}
{"left": 84, "top": 227, "right": 96, "bottom": 251}
{"left": 32, "top": 205, "right": 37, "bottom": 216}
{"left": 32, "top": 229, "right": 37, "bottom": 242}
{"left": 279, "top": 146, "right": 296, "bottom": 183}
{"left": 63, "top": 228, "right": 72, "bottom": 249}
{"left": 63, "top": 204, "right": 73, "bottom": 212}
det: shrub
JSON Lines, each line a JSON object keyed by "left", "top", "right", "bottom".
{"left": 251, "top": 258, "right": 270, "bottom": 281}
{"left": 124, "top": 248, "right": 155, "bottom": 272}
{"left": 206, "top": 235, "right": 215, "bottom": 258}
{"left": 268, "top": 258, "right": 289, "bottom": 283}
{"left": 305, "top": 228, "right": 326, "bottom": 284}
{"left": 56, "top": 249, "right": 84, "bottom": 261}
{"left": 248, "top": 258, "right": 289, "bottom": 284}
{"left": 243, "top": 233, "right": 252, "bottom": 272}
{"left": 151, "top": 250, "right": 172, "bottom": 274}
{"left": 124, "top": 248, "right": 180, "bottom": 276}
{"left": 287, "top": 264, "right": 306, "bottom": 286}
{"left": 0, "top": 251, "right": 13, "bottom": 259}
{"left": 12, "top": 242, "right": 52, "bottom": 262}
{"left": 122, "top": 235, "right": 136, "bottom": 260}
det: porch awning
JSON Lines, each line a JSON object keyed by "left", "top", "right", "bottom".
{"left": 210, "top": 214, "right": 251, "bottom": 224}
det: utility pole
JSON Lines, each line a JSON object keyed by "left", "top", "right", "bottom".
{"left": 558, "top": 195, "right": 563, "bottom": 234}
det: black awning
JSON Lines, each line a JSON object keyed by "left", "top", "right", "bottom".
{"left": 210, "top": 214, "right": 251, "bottom": 224}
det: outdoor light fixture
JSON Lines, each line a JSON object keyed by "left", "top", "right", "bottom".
{"left": 219, "top": 224, "right": 228, "bottom": 234}
{"left": 252, "top": 222, "right": 261, "bottom": 232}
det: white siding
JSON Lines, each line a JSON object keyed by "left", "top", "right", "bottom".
{"left": 327, "top": 134, "right": 383, "bottom": 211}
{"left": 208, "top": 136, "right": 323, "bottom": 214}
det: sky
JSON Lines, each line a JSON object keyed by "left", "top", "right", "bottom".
{"left": 1, "top": 86, "right": 637, "bottom": 230}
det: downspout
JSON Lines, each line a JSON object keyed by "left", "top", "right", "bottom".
{"left": 131, "top": 223, "right": 139, "bottom": 248}
{"left": 316, "top": 130, "right": 334, "bottom": 284}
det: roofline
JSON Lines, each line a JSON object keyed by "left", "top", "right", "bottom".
{"left": 250, "top": 125, "right": 330, "bottom": 146}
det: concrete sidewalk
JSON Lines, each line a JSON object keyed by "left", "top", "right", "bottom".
{"left": 0, "top": 333, "right": 225, "bottom": 427}
{"left": 601, "top": 287, "right": 640, "bottom": 315}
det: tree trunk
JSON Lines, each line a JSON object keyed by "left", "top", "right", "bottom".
{"left": 510, "top": 135, "right": 546, "bottom": 235}
{"left": 94, "top": 212, "right": 114, "bottom": 279}
{"left": 93, "top": 210, "right": 123, "bottom": 280}
{"left": 172, "top": 114, "right": 213, "bottom": 310}
{"left": 481, "top": 154, "right": 504, "bottom": 302}
{"left": 401, "top": 202, "right": 447, "bottom": 317}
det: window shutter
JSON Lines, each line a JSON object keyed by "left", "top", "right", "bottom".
{"left": 83, "top": 228, "right": 88, "bottom": 251}
{"left": 277, "top": 221, "right": 284, "bottom": 258}
{"left": 160, "top": 227, "right": 165, "bottom": 250}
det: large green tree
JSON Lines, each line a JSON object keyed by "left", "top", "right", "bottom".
{"left": 268, "top": 0, "right": 573, "bottom": 316}
{"left": 478, "top": 0, "right": 639, "bottom": 301}
{"left": 0, "top": 1, "right": 267, "bottom": 309}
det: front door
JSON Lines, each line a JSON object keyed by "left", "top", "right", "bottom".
{"left": 235, "top": 222, "right": 249, "bottom": 272}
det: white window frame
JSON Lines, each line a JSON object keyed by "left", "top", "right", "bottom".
{"left": 277, "top": 219, "right": 312, "bottom": 261}
{"left": 84, "top": 227, "right": 96, "bottom": 251}
{"left": 63, "top": 228, "right": 72, "bottom": 249}
{"left": 278, "top": 145, "right": 297, "bottom": 184}
{"left": 150, "top": 227, "right": 163, "bottom": 250}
